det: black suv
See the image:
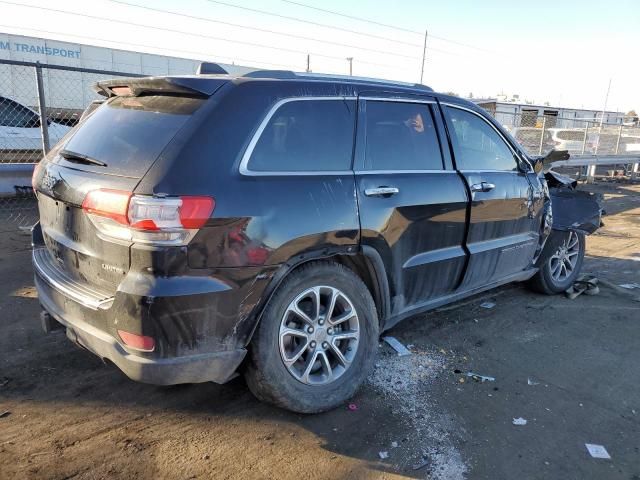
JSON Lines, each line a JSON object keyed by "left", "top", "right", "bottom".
{"left": 31, "top": 69, "right": 600, "bottom": 413}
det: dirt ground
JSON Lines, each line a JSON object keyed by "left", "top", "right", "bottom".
{"left": 0, "top": 182, "right": 639, "bottom": 480}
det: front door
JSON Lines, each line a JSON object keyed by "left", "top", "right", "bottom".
{"left": 442, "top": 104, "right": 541, "bottom": 289}
{"left": 355, "top": 97, "right": 468, "bottom": 314}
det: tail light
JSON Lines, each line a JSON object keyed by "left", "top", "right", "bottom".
{"left": 82, "top": 189, "right": 214, "bottom": 245}
{"left": 117, "top": 330, "right": 155, "bottom": 352}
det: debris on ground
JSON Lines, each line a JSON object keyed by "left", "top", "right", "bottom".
{"left": 391, "top": 441, "right": 398, "bottom": 448}
{"left": 413, "top": 456, "right": 430, "bottom": 471}
{"left": 527, "top": 378, "right": 540, "bottom": 386}
{"left": 480, "top": 302, "right": 495, "bottom": 309}
{"left": 378, "top": 451, "right": 389, "bottom": 459}
{"left": 618, "top": 283, "right": 640, "bottom": 289}
{"left": 0, "top": 377, "right": 9, "bottom": 388}
{"left": 382, "top": 336, "right": 412, "bottom": 356}
{"left": 0, "top": 411, "right": 11, "bottom": 419}
{"left": 565, "top": 275, "right": 599, "bottom": 299}
{"left": 512, "top": 417, "right": 527, "bottom": 426}
{"left": 347, "top": 403, "right": 358, "bottom": 411}
{"left": 368, "top": 349, "right": 467, "bottom": 479}
{"left": 585, "top": 443, "right": 611, "bottom": 459}
{"left": 466, "top": 372, "right": 495, "bottom": 383}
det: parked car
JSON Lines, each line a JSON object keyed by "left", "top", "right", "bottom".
{"left": 0, "top": 96, "right": 71, "bottom": 152}
{"left": 31, "top": 69, "right": 601, "bottom": 413}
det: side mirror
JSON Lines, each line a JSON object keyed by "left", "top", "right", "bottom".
{"left": 531, "top": 149, "right": 570, "bottom": 174}
{"left": 532, "top": 156, "right": 544, "bottom": 174}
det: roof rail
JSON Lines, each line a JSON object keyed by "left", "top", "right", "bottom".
{"left": 241, "top": 69, "right": 432, "bottom": 91}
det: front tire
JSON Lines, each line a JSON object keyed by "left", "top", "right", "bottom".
{"left": 529, "top": 230, "right": 585, "bottom": 294}
{"left": 244, "top": 261, "right": 378, "bottom": 413}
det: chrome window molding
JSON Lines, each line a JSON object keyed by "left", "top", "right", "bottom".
{"left": 360, "top": 96, "right": 436, "bottom": 104}
{"left": 441, "top": 102, "right": 533, "bottom": 172}
{"left": 239, "top": 96, "right": 357, "bottom": 177}
{"left": 354, "top": 169, "right": 453, "bottom": 175}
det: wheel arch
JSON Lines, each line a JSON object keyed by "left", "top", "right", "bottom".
{"left": 243, "top": 246, "right": 391, "bottom": 347}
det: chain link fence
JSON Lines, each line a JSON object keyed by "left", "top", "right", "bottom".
{"left": 493, "top": 111, "right": 640, "bottom": 157}
{"left": 0, "top": 59, "right": 143, "bottom": 229}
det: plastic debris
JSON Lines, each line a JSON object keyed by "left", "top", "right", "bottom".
{"left": 585, "top": 444, "right": 611, "bottom": 459}
{"left": 0, "top": 411, "right": 11, "bottom": 419}
{"left": 619, "top": 283, "right": 640, "bottom": 289}
{"left": 527, "top": 378, "right": 540, "bottom": 386}
{"left": 565, "top": 275, "right": 599, "bottom": 299}
{"left": 382, "top": 336, "right": 412, "bottom": 356}
{"left": 413, "top": 456, "right": 430, "bottom": 471}
{"left": 378, "top": 451, "right": 389, "bottom": 459}
{"left": 391, "top": 441, "right": 398, "bottom": 448}
{"left": 480, "top": 302, "right": 495, "bottom": 309}
{"left": 467, "top": 372, "right": 495, "bottom": 382}
{"left": 347, "top": 403, "right": 358, "bottom": 411}
{"left": 512, "top": 417, "right": 527, "bottom": 426}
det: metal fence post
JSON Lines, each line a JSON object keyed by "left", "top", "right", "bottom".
{"left": 538, "top": 116, "right": 547, "bottom": 155}
{"left": 34, "top": 63, "right": 50, "bottom": 155}
{"left": 614, "top": 124, "right": 623, "bottom": 154}
{"left": 581, "top": 122, "right": 589, "bottom": 155}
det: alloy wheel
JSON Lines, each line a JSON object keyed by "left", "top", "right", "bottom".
{"left": 548, "top": 231, "right": 580, "bottom": 282}
{"left": 279, "top": 286, "right": 360, "bottom": 385}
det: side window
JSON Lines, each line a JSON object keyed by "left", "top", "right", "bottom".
{"left": 0, "top": 98, "right": 39, "bottom": 128}
{"left": 364, "top": 101, "right": 443, "bottom": 170}
{"left": 444, "top": 106, "right": 517, "bottom": 171}
{"left": 247, "top": 99, "right": 355, "bottom": 172}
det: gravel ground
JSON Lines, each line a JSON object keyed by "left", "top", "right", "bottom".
{"left": 0, "top": 182, "right": 639, "bottom": 479}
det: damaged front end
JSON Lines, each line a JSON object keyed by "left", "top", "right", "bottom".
{"left": 529, "top": 150, "right": 603, "bottom": 265}
{"left": 545, "top": 170, "right": 603, "bottom": 235}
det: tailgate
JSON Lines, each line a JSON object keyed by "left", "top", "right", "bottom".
{"left": 35, "top": 163, "right": 140, "bottom": 295}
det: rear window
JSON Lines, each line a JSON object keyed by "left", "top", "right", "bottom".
{"left": 60, "top": 95, "right": 204, "bottom": 177}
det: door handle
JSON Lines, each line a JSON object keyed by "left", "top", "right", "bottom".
{"left": 364, "top": 186, "right": 399, "bottom": 197}
{"left": 470, "top": 182, "right": 496, "bottom": 193}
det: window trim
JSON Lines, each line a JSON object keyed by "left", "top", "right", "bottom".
{"left": 239, "top": 96, "right": 357, "bottom": 176}
{"left": 441, "top": 102, "right": 532, "bottom": 172}
{"left": 357, "top": 97, "right": 447, "bottom": 173}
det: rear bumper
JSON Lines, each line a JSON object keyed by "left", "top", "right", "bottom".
{"left": 36, "top": 271, "right": 247, "bottom": 384}
{"left": 45, "top": 295, "right": 246, "bottom": 385}
{"left": 32, "top": 236, "right": 276, "bottom": 385}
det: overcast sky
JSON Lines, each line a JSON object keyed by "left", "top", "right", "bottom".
{"left": 2, "top": 0, "right": 639, "bottom": 113}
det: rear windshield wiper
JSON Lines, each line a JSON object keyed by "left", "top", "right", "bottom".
{"left": 59, "top": 149, "right": 107, "bottom": 167}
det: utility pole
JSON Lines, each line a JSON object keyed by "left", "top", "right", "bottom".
{"left": 306, "top": 54, "right": 311, "bottom": 73}
{"left": 346, "top": 57, "right": 353, "bottom": 76}
{"left": 419, "top": 29, "right": 428, "bottom": 84}
{"left": 599, "top": 78, "right": 612, "bottom": 128}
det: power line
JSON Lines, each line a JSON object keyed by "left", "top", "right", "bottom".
{"left": 108, "top": 0, "right": 421, "bottom": 60}
{"left": 0, "top": 24, "right": 298, "bottom": 70}
{"left": 283, "top": 0, "right": 422, "bottom": 35}
{"left": 1, "top": 1, "right": 419, "bottom": 71}
{"left": 281, "top": 0, "right": 496, "bottom": 54}
{"left": 204, "top": 0, "right": 425, "bottom": 49}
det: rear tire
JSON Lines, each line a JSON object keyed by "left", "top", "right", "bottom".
{"left": 244, "top": 261, "right": 378, "bottom": 413}
{"left": 529, "top": 230, "right": 585, "bottom": 294}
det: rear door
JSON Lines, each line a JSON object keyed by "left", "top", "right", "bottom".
{"left": 441, "top": 103, "right": 539, "bottom": 289}
{"left": 355, "top": 96, "right": 468, "bottom": 313}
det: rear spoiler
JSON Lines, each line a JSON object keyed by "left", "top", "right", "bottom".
{"left": 94, "top": 76, "right": 228, "bottom": 98}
